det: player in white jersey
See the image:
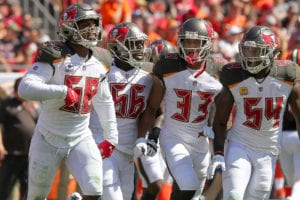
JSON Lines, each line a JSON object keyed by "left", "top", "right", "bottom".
{"left": 17, "top": 3, "right": 118, "bottom": 200}
{"left": 89, "top": 22, "right": 164, "bottom": 200}
{"left": 134, "top": 39, "right": 176, "bottom": 200}
{"left": 279, "top": 108, "right": 300, "bottom": 200}
{"left": 153, "top": 18, "right": 224, "bottom": 199}
{"left": 212, "top": 25, "right": 300, "bottom": 200}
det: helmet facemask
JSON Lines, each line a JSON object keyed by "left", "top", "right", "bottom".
{"left": 74, "top": 20, "right": 102, "bottom": 48}
{"left": 178, "top": 34, "right": 212, "bottom": 65}
{"left": 239, "top": 41, "right": 276, "bottom": 74}
{"left": 58, "top": 4, "right": 102, "bottom": 48}
{"left": 110, "top": 33, "right": 151, "bottom": 68}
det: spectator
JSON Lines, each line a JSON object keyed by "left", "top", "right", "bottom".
{"left": 0, "top": 21, "right": 24, "bottom": 72}
{"left": 220, "top": 0, "right": 248, "bottom": 37}
{"left": 142, "top": 15, "right": 162, "bottom": 42}
{"left": 218, "top": 25, "right": 243, "bottom": 62}
{"left": 281, "top": 1, "right": 300, "bottom": 38}
{"left": 0, "top": 77, "right": 39, "bottom": 200}
{"left": 4, "top": 0, "right": 22, "bottom": 28}
{"left": 205, "top": 3, "right": 224, "bottom": 35}
{"left": 251, "top": 0, "right": 274, "bottom": 10}
{"left": 284, "top": 35, "right": 300, "bottom": 65}
{"left": 98, "top": 0, "right": 132, "bottom": 28}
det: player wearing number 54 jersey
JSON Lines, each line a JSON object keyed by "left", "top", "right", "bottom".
{"left": 18, "top": 3, "right": 118, "bottom": 200}
{"left": 213, "top": 26, "right": 300, "bottom": 200}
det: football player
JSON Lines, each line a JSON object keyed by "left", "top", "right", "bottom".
{"left": 134, "top": 39, "right": 177, "bottom": 200}
{"left": 153, "top": 18, "right": 226, "bottom": 200}
{"left": 278, "top": 107, "right": 300, "bottom": 199}
{"left": 18, "top": 3, "right": 118, "bottom": 200}
{"left": 212, "top": 25, "right": 300, "bottom": 200}
{"left": 89, "top": 22, "right": 164, "bottom": 200}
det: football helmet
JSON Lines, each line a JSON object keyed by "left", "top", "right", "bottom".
{"left": 177, "top": 18, "right": 214, "bottom": 65}
{"left": 107, "top": 22, "right": 151, "bottom": 67}
{"left": 239, "top": 26, "right": 279, "bottom": 74}
{"left": 150, "top": 39, "right": 177, "bottom": 63}
{"left": 58, "top": 3, "right": 102, "bottom": 48}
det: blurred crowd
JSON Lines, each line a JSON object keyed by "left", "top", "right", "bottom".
{"left": 0, "top": 0, "right": 299, "bottom": 199}
{"left": 0, "top": 0, "right": 299, "bottom": 73}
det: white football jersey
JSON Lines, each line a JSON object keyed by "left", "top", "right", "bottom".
{"left": 19, "top": 53, "right": 111, "bottom": 147}
{"left": 162, "top": 69, "right": 222, "bottom": 145}
{"left": 90, "top": 65, "right": 153, "bottom": 155}
{"left": 220, "top": 61, "right": 299, "bottom": 156}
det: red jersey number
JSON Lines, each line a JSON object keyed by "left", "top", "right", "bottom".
{"left": 171, "top": 89, "right": 213, "bottom": 123}
{"left": 110, "top": 83, "right": 145, "bottom": 119}
{"left": 243, "top": 97, "right": 283, "bottom": 130}
{"left": 60, "top": 75, "right": 99, "bottom": 114}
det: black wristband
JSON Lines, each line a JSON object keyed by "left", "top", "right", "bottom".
{"left": 148, "top": 127, "right": 160, "bottom": 143}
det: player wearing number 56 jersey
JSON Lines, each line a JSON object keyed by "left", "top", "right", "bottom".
{"left": 18, "top": 3, "right": 118, "bottom": 200}
{"left": 90, "top": 22, "right": 164, "bottom": 200}
{"left": 153, "top": 18, "right": 225, "bottom": 200}
{"left": 213, "top": 26, "right": 300, "bottom": 200}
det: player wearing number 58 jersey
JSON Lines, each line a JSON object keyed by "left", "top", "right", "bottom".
{"left": 18, "top": 3, "right": 118, "bottom": 200}
{"left": 213, "top": 26, "right": 300, "bottom": 200}
{"left": 153, "top": 18, "right": 225, "bottom": 200}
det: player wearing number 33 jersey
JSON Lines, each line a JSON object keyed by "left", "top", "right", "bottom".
{"left": 153, "top": 18, "right": 226, "bottom": 199}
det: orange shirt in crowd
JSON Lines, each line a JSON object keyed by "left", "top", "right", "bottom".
{"left": 100, "top": 0, "right": 131, "bottom": 28}
{"left": 251, "top": 0, "right": 274, "bottom": 9}
{"left": 221, "top": 15, "right": 247, "bottom": 37}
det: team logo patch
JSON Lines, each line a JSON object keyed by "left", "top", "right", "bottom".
{"left": 239, "top": 87, "right": 248, "bottom": 95}
{"left": 33, "top": 65, "right": 39, "bottom": 71}
{"left": 66, "top": 64, "right": 75, "bottom": 72}
{"left": 108, "top": 27, "right": 129, "bottom": 43}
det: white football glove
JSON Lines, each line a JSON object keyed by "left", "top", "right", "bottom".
{"left": 146, "top": 139, "right": 158, "bottom": 157}
{"left": 203, "top": 125, "right": 215, "bottom": 139}
{"left": 207, "top": 154, "right": 225, "bottom": 180}
{"left": 133, "top": 137, "right": 147, "bottom": 158}
{"left": 68, "top": 192, "right": 82, "bottom": 200}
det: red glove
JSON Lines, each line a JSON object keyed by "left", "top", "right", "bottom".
{"left": 98, "top": 140, "right": 115, "bottom": 159}
{"left": 65, "top": 88, "right": 79, "bottom": 106}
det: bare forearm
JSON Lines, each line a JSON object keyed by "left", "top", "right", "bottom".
{"left": 137, "top": 108, "right": 157, "bottom": 138}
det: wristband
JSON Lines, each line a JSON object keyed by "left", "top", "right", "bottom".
{"left": 214, "top": 151, "right": 224, "bottom": 156}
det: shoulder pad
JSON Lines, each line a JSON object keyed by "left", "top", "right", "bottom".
{"left": 35, "top": 40, "right": 74, "bottom": 64}
{"left": 153, "top": 54, "right": 186, "bottom": 78}
{"left": 208, "top": 53, "right": 228, "bottom": 64}
{"left": 220, "top": 62, "right": 250, "bottom": 87}
{"left": 270, "top": 60, "right": 300, "bottom": 83}
{"left": 91, "top": 47, "right": 113, "bottom": 68}
{"left": 140, "top": 62, "right": 154, "bottom": 72}
{"left": 205, "top": 53, "right": 228, "bottom": 78}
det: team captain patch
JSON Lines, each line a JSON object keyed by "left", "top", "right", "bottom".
{"left": 239, "top": 87, "right": 248, "bottom": 95}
